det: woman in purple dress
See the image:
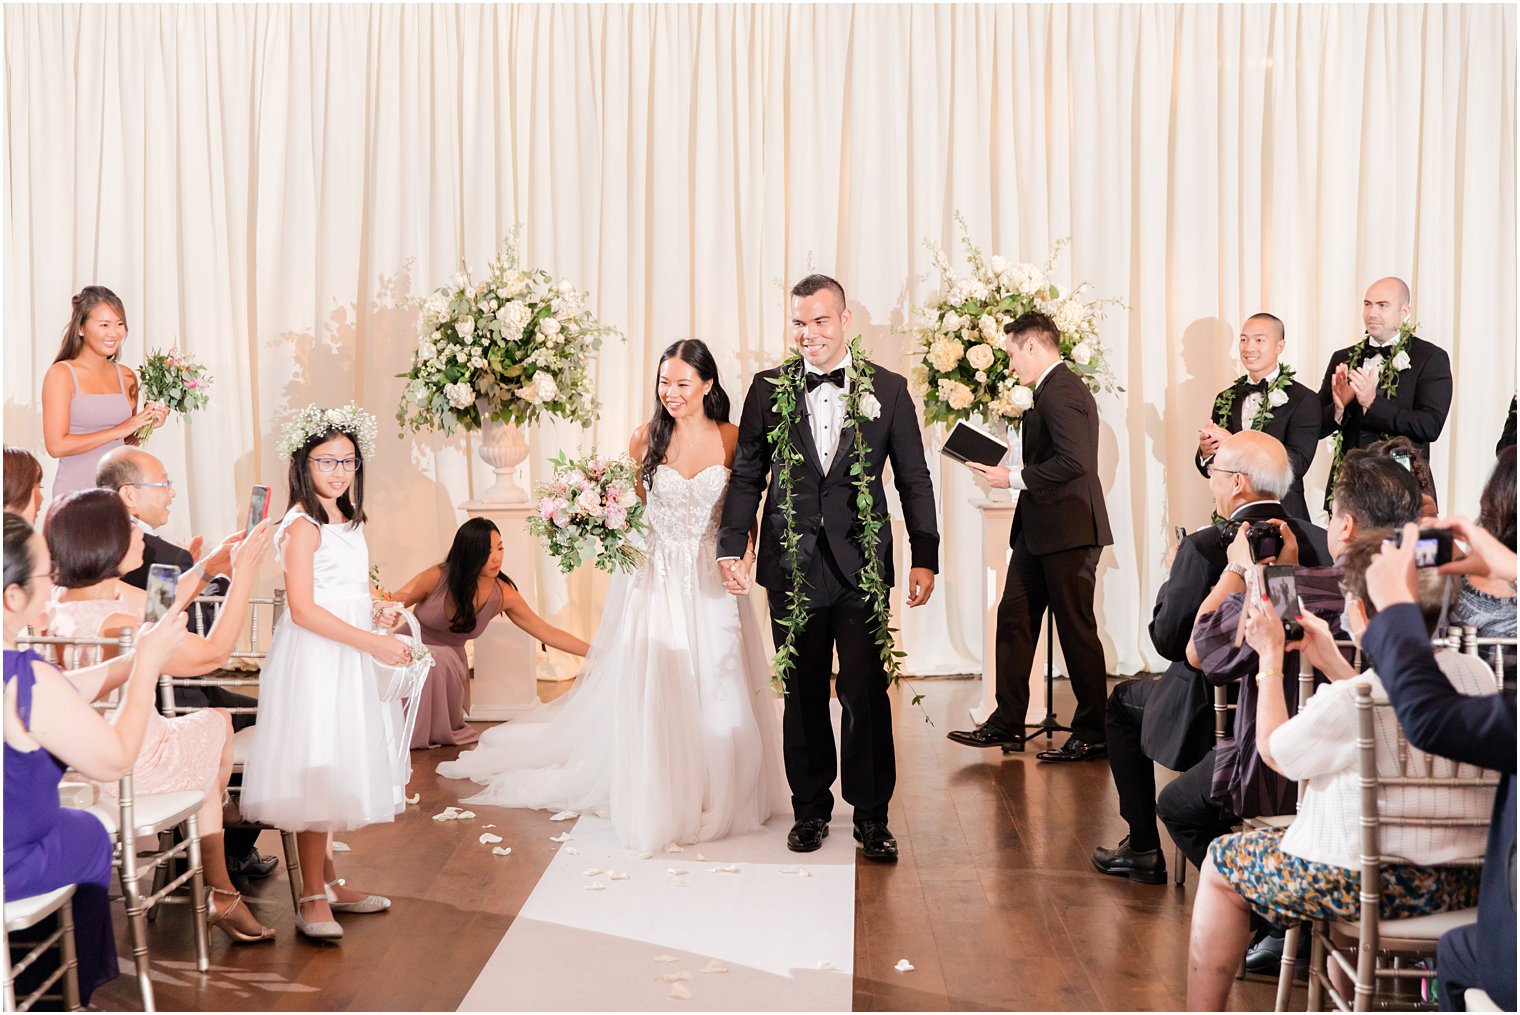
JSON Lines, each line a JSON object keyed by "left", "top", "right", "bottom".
{"left": 392, "top": 519, "right": 589, "bottom": 749}
{"left": 3, "top": 511, "right": 188, "bottom": 1003}
{"left": 40, "top": 286, "right": 166, "bottom": 502}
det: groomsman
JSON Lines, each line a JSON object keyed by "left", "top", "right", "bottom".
{"left": 947, "top": 310, "right": 1113, "bottom": 760}
{"left": 1319, "top": 277, "right": 1452, "bottom": 502}
{"left": 1195, "top": 313, "right": 1319, "bottom": 519}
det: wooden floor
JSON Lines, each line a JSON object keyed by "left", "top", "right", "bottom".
{"left": 92, "top": 676, "right": 1279, "bottom": 1012}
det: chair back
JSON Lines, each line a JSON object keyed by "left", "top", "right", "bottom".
{"left": 15, "top": 629, "right": 136, "bottom": 710}
{"left": 1458, "top": 624, "right": 1516, "bottom": 691}
{"left": 158, "top": 589, "right": 285, "bottom": 717}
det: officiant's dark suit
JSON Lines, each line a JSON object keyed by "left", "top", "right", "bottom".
{"left": 717, "top": 333, "right": 938, "bottom": 839}
{"left": 1194, "top": 375, "right": 1319, "bottom": 519}
{"left": 978, "top": 354, "right": 1115, "bottom": 754}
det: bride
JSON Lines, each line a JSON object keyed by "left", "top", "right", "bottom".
{"left": 437, "top": 339, "right": 786, "bottom": 853}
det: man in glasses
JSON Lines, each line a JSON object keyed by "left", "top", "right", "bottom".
{"left": 95, "top": 447, "right": 278, "bottom": 882}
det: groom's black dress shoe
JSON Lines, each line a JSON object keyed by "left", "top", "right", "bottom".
{"left": 946, "top": 724, "right": 1024, "bottom": 750}
{"left": 1035, "top": 736, "right": 1107, "bottom": 762}
{"left": 853, "top": 821, "right": 899, "bottom": 864}
{"left": 787, "top": 818, "right": 830, "bottom": 853}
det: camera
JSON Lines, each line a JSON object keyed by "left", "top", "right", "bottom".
{"left": 1393, "top": 527, "right": 1455, "bottom": 568}
{"left": 1218, "top": 519, "right": 1285, "bottom": 562}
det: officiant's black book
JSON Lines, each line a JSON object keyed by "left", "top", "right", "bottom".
{"left": 940, "top": 420, "right": 1009, "bottom": 468}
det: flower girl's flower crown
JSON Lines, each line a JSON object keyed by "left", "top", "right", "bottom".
{"left": 277, "top": 402, "right": 379, "bottom": 461}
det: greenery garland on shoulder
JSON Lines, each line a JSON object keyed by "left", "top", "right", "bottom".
{"left": 1211, "top": 363, "right": 1298, "bottom": 432}
{"left": 764, "top": 337, "right": 928, "bottom": 720}
{"left": 1323, "top": 320, "right": 1418, "bottom": 511}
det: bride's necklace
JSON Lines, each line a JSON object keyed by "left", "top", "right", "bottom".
{"left": 671, "top": 420, "right": 716, "bottom": 463}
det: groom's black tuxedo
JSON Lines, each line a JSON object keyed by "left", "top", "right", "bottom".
{"left": 718, "top": 358, "right": 939, "bottom": 826}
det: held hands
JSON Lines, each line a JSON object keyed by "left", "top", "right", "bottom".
{"left": 906, "top": 567, "right": 935, "bottom": 608}
{"left": 965, "top": 462, "right": 1022, "bottom": 490}
{"left": 720, "top": 556, "right": 753, "bottom": 597}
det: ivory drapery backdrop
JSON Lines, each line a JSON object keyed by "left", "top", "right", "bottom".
{"left": 5, "top": 4, "right": 1514, "bottom": 677}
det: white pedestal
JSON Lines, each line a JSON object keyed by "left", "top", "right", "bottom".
{"left": 970, "top": 497, "right": 1017, "bottom": 727}
{"left": 459, "top": 501, "right": 541, "bottom": 721}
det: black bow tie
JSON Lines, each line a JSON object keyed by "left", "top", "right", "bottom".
{"left": 1242, "top": 378, "right": 1269, "bottom": 395}
{"left": 805, "top": 368, "right": 846, "bottom": 391}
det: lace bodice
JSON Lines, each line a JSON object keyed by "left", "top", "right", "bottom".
{"left": 643, "top": 464, "right": 727, "bottom": 554}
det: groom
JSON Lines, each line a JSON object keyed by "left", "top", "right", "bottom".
{"left": 718, "top": 274, "right": 940, "bottom": 864}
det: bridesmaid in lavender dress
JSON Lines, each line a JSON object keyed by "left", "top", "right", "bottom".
{"left": 40, "top": 286, "right": 165, "bottom": 502}
{"left": 392, "top": 519, "right": 589, "bottom": 750}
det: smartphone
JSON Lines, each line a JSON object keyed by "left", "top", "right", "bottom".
{"left": 1391, "top": 450, "right": 1414, "bottom": 472}
{"left": 144, "top": 564, "right": 181, "bottom": 623}
{"left": 246, "top": 484, "right": 272, "bottom": 534}
{"left": 1174, "top": 525, "right": 1188, "bottom": 544}
{"left": 1261, "top": 565, "right": 1303, "bottom": 640}
{"left": 1394, "top": 527, "right": 1455, "bottom": 568}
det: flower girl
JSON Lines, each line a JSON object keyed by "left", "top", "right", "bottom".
{"left": 240, "top": 403, "right": 412, "bottom": 941}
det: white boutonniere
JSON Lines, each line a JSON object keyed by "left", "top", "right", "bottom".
{"left": 858, "top": 392, "right": 882, "bottom": 421}
{"left": 1392, "top": 350, "right": 1412, "bottom": 372}
{"left": 1010, "top": 384, "right": 1035, "bottom": 412}
{"left": 1267, "top": 388, "right": 1289, "bottom": 407}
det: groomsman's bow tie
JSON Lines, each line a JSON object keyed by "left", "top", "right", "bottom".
{"left": 1242, "top": 378, "right": 1269, "bottom": 395}
{"left": 805, "top": 368, "right": 847, "bottom": 391}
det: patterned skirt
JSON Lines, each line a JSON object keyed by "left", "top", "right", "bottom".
{"left": 1207, "top": 828, "right": 1480, "bottom": 924}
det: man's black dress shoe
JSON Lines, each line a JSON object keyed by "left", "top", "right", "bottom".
{"left": 1090, "top": 836, "right": 1167, "bottom": 884}
{"left": 946, "top": 724, "right": 1024, "bottom": 749}
{"left": 1244, "top": 925, "right": 1309, "bottom": 976}
{"left": 228, "top": 848, "right": 279, "bottom": 880}
{"left": 853, "top": 821, "right": 898, "bottom": 864}
{"left": 787, "top": 818, "right": 830, "bottom": 853}
{"left": 1036, "top": 736, "right": 1108, "bottom": 762}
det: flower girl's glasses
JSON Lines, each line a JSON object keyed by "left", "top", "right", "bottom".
{"left": 313, "top": 457, "right": 361, "bottom": 474}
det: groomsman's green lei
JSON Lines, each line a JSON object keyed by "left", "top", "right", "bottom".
{"left": 1324, "top": 319, "right": 1419, "bottom": 511}
{"left": 765, "top": 338, "right": 924, "bottom": 715}
{"left": 1211, "top": 363, "right": 1298, "bottom": 432}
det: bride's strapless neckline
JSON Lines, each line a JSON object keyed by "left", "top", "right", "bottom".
{"left": 657, "top": 462, "right": 729, "bottom": 483}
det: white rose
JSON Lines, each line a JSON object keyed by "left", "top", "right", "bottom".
{"left": 988, "top": 255, "right": 1011, "bottom": 278}
{"left": 928, "top": 337, "right": 966, "bottom": 372}
{"left": 966, "top": 343, "right": 996, "bottom": 371}
{"left": 1268, "top": 388, "right": 1289, "bottom": 407}
{"left": 1070, "top": 341, "right": 1093, "bottom": 366}
{"left": 940, "top": 310, "right": 963, "bottom": 333}
{"left": 418, "top": 340, "right": 437, "bottom": 362}
{"left": 534, "top": 372, "right": 559, "bottom": 403}
{"left": 1392, "top": 350, "right": 1411, "bottom": 371}
{"left": 470, "top": 354, "right": 486, "bottom": 369}
{"left": 979, "top": 314, "right": 1001, "bottom": 341}
{"left": 975, "top": 370, "right": 988, "bottom": 384}
{"left": 456, "top": 317, "right": 475, "bottom": 339}
{"left": 858, "top": 392, "right": 882, "bottom": 420}
{"left": 538, "top": 316, "right": 561, "bottom": 337}
{"left": 1010, "top": 384, "right": 1035, "bottom": 411}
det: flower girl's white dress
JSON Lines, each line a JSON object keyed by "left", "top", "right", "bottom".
{"left": 241, "top": 508, "right": 406, "bottom": 832}
{"left": 438, "top": 465, "right": 786, "bottom": 853}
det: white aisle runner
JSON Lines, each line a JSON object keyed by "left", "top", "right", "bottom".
{"left": 458, "top": 813, "right": 856, "bottom": 1011}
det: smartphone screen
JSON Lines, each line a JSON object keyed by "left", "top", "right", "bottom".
{"left": 246, "top": 485, "right": 271, "bottom": 534}
{"left": 144, "top": 564, "right": 181, "bottom": 623}
{"left": 1174, "top": 525, "right": 1188, "bottom": 544}
{"left": 1262, "top": 565, "right": 1298, "bottom": 623}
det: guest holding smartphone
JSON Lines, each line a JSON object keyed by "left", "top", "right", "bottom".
{"left": 41, "top": 286, "right": 166, "bottom": 502}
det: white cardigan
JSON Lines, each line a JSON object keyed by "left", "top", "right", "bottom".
{"left": 1270, "top": 650, "right": 1498, "bottom": 870}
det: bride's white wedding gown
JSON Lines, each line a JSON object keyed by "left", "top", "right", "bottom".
{"left": 436, "top": 463, "right": 787, "bottom": 853}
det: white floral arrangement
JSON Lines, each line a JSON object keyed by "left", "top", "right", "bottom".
{"left": 912, "top": 216, "right": 1122, "bottom": 430}
{"left": 526, "top": 451, "right": 647, "bottom": 574}
{"left": 277, "top": 402, "right": 379, "bottom": 460}
{"left": 396, "top": 226, "right": 622, "bottom": 435}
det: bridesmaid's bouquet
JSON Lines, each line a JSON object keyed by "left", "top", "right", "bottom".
{"left": 135, "top": 347, "right": 213, "bottom": 441}
{"left": 526, "top": 452, "right": 647, "bottom": 574}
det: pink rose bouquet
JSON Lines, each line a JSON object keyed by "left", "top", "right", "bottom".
{"left": 526, "top": 451, "right": 646, "bottom": 574}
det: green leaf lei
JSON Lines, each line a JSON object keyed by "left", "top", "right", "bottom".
{"left": 1323, "top": 320, "right": 1418, "bottom": 511}
{"left": 1211, "top": 363, "right": 1298, "bottom": 432}
{"left": 765, "top": 338, "right": 927, "bottom": 718}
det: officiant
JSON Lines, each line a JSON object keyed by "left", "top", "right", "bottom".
{"left": 1194, "top": 312, "right": 1319, "bottom": 519}
{"left": 947, "top": 310, "right": 1113, "bottom": 761}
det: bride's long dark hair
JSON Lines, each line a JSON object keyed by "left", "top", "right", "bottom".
{"left": 641, "top": 339, "right": 730, "bottom": 491}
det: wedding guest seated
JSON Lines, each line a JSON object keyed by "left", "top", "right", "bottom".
{"left": 391, "top": 518, "right": 589, "bottom": 749}
{"left": 1089, "top": 430, "right": 1328, "bottom": 885}
{"left": 1185, "top": 449, "right": 1423, "bottom": 974}
{"left": 1185, "top": 533, "right": 1499, "bottom": 1011}
{"left": 1363, "top": 517, "right": 1517, "bottom": 1012}
{"left": 41, "top": 488, "right": 277, "bottom": 941}
{"left": 4, "top": 447, "right": 46, "bottom": 525}
{"left": 4, "top": 511, "right": 189, "bottom": 1004}
{"left": 1366, "top": 435, "right": 1440, "bottom": 520}
{"left": 96, "top": 446, "right": 279, "bottom": 879}
{"left": 1449, "top": 447, "right": 1516, "bottom": 683}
